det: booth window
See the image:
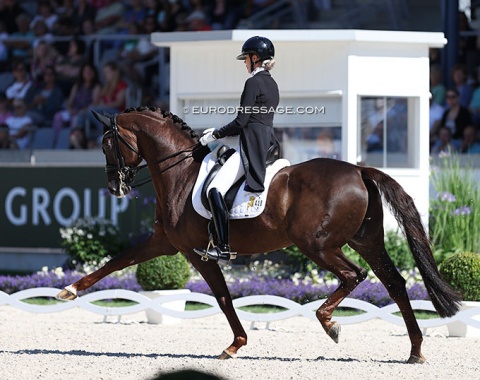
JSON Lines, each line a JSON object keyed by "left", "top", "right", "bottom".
{"left": 359, "top": 96, "right": 417, "bottom": 168}
{"left": 278, "top": 126, "right": 342, "bottom": 164}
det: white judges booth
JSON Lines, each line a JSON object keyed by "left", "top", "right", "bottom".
{"left": 151, "top": 29, "right": 446, "bottom": 228}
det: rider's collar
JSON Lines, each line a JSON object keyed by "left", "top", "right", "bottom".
{"left": 251, "top": 67, "right": 265, "bottom": 77}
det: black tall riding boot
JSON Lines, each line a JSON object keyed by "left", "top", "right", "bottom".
{"left": 194, "top": 188, "right": 236, "bottom": 264}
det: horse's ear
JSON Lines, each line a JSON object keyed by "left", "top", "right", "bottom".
{"left": 91, "top": 110, "right": 111, "bottom": 127}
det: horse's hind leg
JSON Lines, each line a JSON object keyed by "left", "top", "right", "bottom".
{"left": 301, "top": 245, "right": 367, "bottom": 343}
{"left": 188, "top": 252, "right": 247, "bottom": 359}
{"left": 349, "top": 233, "right": 425, "bottom": 364}
{"left": 57, "top": 232, "right": 178, "bottom": 300}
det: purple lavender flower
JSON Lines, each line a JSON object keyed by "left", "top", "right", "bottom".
{"left": 452, "top": 206, "right": 472, "bottom": 216}
{"left": 0, "top": 269, "right": 428, "bottom": 308}
{"left": 437, "top": 191, "right": 456, "bottom": 203}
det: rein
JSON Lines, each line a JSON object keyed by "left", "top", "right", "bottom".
{"left": 104, "top": 114, "right": 198, "bottom": 189}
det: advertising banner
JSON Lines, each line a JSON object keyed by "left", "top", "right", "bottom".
{"left": 0, "top": 166, "right": 156, "bottom": 249}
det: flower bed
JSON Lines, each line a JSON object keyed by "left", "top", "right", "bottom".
{"left": 0, "top": 266, "right": 428, "bottom": 308}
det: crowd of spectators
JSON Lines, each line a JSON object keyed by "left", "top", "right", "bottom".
{"left": 0, "top": 2, "right": 479, "bottom": 154}
{"left": 0, "top": 0, "right": 277, "bottom": 150}
{"left": 428, "top": 11, "right": 480, "bottom": 155}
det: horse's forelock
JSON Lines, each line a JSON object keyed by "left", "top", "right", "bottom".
{"left": 123, "top": 107, "right": 198, "bottom": 139}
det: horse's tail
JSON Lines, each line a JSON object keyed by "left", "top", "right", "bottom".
{"left": 361, "top": 167, "right": 462, "bottom": 318}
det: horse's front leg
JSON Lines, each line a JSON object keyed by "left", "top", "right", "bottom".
{"left": 57, "top": 232, "right": 177, "bottom": 300}
{"left": 188, "top": 252, "right": 247, "bottom": 359}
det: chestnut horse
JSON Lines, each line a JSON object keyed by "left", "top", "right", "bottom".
{"left": 57, "top": 106, "right": 461, "bottom": 363}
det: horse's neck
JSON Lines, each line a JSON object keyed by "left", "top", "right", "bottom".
{"left": 138, "top": 117, "right": 199, "bottom": 220}
{"left": 148, "top": 154, "right": 198, "bottom": 220}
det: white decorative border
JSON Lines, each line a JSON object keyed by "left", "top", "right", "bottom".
{"left": 1, "top": 288, "right": 479, "bottom": 330}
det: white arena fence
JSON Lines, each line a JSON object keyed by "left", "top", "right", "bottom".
{"left": 1, "top": 288, "right": 479, "bottom": 332}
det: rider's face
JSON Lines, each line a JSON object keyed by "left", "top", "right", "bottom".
{"left": 244, "top": 54, "right": 258, "bottom": 74}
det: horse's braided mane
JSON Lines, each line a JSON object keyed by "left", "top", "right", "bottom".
{"left": 123, "top": 106, "right": 199, "bottom": 139}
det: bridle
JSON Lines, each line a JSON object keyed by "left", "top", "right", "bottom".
{"left": 103, "top": 114, "right": 198, "bottom": 189}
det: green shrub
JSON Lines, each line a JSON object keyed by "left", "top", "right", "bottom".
{"left": 59, "top": 217, "right": 125, "bottom": 266}
{"left": 439, "top": 252, "right": 480, "bottom": 301}
{"left": 136, "top": 254, "right": 191, "bottom": 291}
{"left": 383, "top": 229, "right": 416, "bottom": 271}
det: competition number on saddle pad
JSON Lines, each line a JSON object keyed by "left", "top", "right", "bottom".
{"left": 192, "top": 141, "right": 290, "bottom": 220}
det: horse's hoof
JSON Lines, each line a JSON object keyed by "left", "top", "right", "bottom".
{"left": 327, "top": 322, "right": 341, "bottom": 343}
{"left": 406, "top": 354, "right": 426, "bottom": 364}
{"left": 218, "top": 350, "right": 237, "bottom": 360}
{"left": 56, "top": 288, "right": 77, "bottom": 301}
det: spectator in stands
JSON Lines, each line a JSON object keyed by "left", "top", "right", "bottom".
{"left": 0, "top": 0, "right": 24, "bottom": 34}
{"left": 91, "top": 0, "right": 109, "bottom": 10}
{"left": 80, "top": 60, "right": 127, "bottom": 148}
{"left": 55, "top": 37, "right": 86, "bottom": 95}
{"left": 432, "top": 89, "right": 472, "bottom": 143}
{"left": 431, "top": 126, "right": 460, "bottom": 155}
{"left": 118, "top": 20, "right": 158, "bottom": 87}
{"left": 430, "top": 64, "right": 446, "bottom": 106}
{"left": 53, "top": 62, "right": 101, "bottom": 149}
{"left": 30, "top": 0, "right": 58, "bottom": 32}
{"left": 0, "top": 93, "right": 12, "bottom": 123}
{"left": 170, "top": 0, "right": 188, "bottom": 31}
{"left": 144, "top": 12, "right": 159, "bottom": 34}
{"left": 80, "top": 16, "right": 96, "bottom": 36}
{"left": 31, "top": 19, "right": 54, "bottom": 48}
{"left": 174, "top": 12, "right": 189, "bottom": 31}
{"left": 222, "top": 0, "right": 246, "bottom": 30}
{"left": 0, "top": 122, "right": 14, "bottom": 149}
{"left": 118, "top": 0, "right": 147, "bottom": 33}
{"left": 429, "top": 48, "right": 441, "bottom": 67}
{"left": 429, "top": 94, "right": 444, "bottom": 135}
{"left": 146, "top": 0, "right": 174, "bottom": 32}
{"left": 452, "top": 64, "right": 473, "bottom": 108}
{"left": 185, "top": 10, "right": 212, "bottom": 31}
{"left": 0, "top": 21, "right": 9, "bottom": 71}
{"left": 5, "top": 13, "right": 34, "bottom": 61}
{"left": 5, "top": 98, "right": 33, "bottom": 149}
{"left": 57, "top": 0, "right": 76, "bottom": 20}
{"left": 24, "top": 65, "right": 64, "bottom": 126}
{"left": 94, "top": 0, "right": 125, "bottom": 34}
{"left": 5, "top": 60, "right": 33, "bottom": 102}
{"left": 73, "top": 0, "right": 97, "bottom": 34}
{"left": 459, "top": 125, "right": 480, "bottom": 154}
{"left": 469, "top": 66, "right": 480, "bottom": 128}
{"left": 30, "top": 40, "right": 58, "bottom": 84}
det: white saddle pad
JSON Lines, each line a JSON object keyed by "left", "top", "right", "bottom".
{"left": 192, "top": 142, "right": 290, "bottom": 220}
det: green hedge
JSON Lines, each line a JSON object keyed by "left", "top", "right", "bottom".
{"left": 440, "top": 252, "right": 480, "bottom": 301}
{"left": 439, "top": 252, "right": 480, "bottom": 301}
{"left": 136, "top": 254, "right": 191, "bottom": 291}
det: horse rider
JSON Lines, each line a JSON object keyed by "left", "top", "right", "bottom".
{"left": 194, "top": 36, "right": 280, "bottom": 264}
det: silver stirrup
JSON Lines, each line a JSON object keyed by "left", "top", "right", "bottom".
{"left": 199, "top": 239, "right": 216, "bottom": 261}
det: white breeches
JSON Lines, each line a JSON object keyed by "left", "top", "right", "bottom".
{"left": 207, "top": 150, "right": 245, "bottom": 197}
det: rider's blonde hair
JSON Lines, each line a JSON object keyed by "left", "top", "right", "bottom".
{"left": 262, "top": 59, "right": 275, "bottom": 71}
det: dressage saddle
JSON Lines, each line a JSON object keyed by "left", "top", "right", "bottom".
{"left": 200, "top": 144, "right": 279, "bottom": 212}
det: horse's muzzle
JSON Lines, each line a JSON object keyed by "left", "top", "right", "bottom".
{"left": 108, "top": 182, "right": 131, "bottom": 198}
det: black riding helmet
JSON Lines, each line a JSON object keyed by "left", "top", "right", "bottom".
{"left": 236, "top": 36, "right": 275, "bottom": 61}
